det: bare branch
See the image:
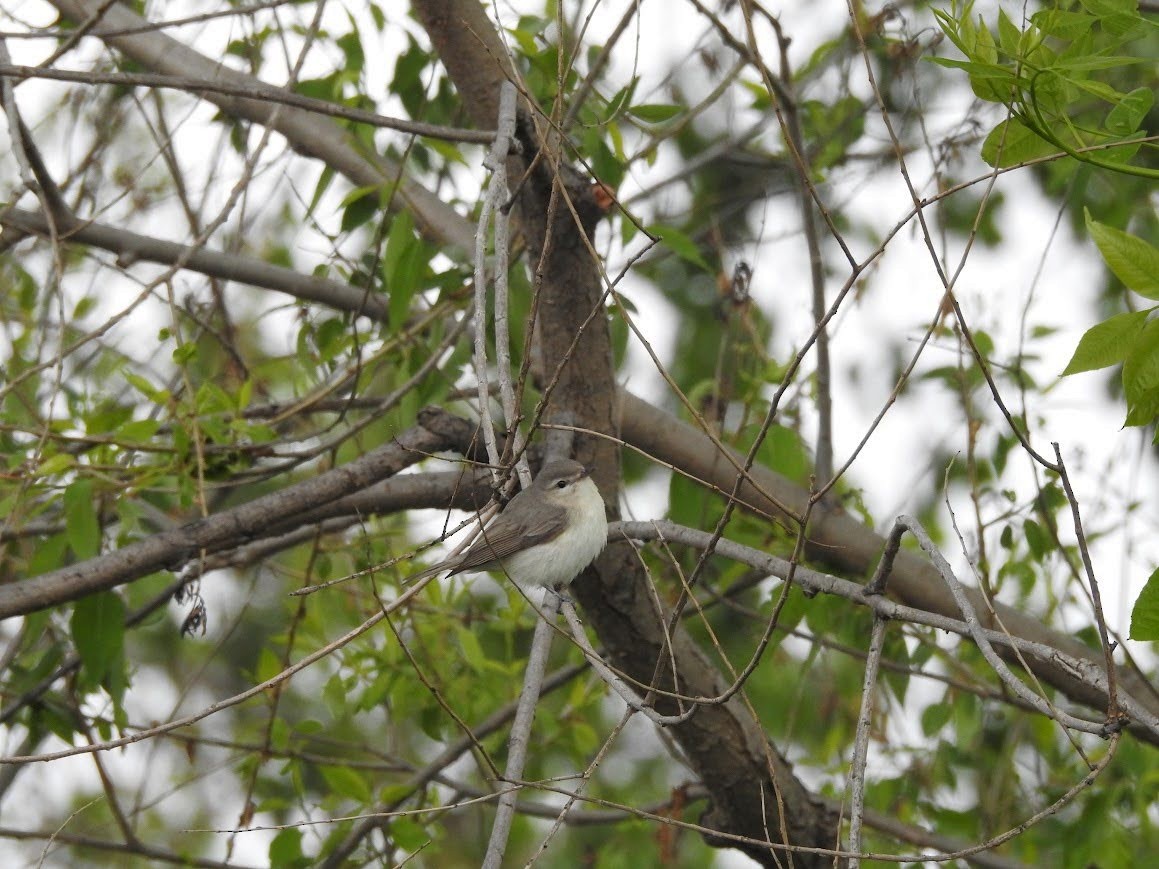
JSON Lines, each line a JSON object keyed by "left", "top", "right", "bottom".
{"left": 45, "top": 0, "right": 477, "bottom": 253}
{"left": 0, "top": 63, "right": 497, "bottom": 144}
{"left": 846, "top": 616, "right": 887, "bottom": 868}
{"left": 617, "top": 389, "right": 1159, "bottom": 734}
{"left": 609, "top": 519, "right": 1159, "bottom": 739}
{"left": 481, "top": 589, "right": 559, "bottom": 869}
{"left": 0, "top": 208, "right": 390, "bottom": 321}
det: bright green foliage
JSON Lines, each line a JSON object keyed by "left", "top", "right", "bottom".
{"left": 935, "top": 1, "right": 1158, "bottom": 665}
{"left": 931, "top": 0, "right": 1156, "bottom": 177}
{"left": 1131, "top": 567, "right": 1159, "bottom": 640}
{"left": 69, "top": 591, "right": 127, "bottom": 707}
{"left": 1063, "top": 213, "right": 1159, "bottom": 430}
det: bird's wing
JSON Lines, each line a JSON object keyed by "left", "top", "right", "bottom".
{"left": 446, "top": 505, "right": 567, "bottom": 575}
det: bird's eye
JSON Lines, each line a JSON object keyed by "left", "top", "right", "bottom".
{"left": 555, "top": 480, "right": 567, "bottom": 489}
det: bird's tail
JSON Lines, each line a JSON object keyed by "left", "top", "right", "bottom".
{"left": 400, "top": 562, "right": 447, "bottom": 586}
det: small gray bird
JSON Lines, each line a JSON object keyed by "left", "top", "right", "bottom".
{"left": 407, "top": 460, "right": 608, "bottom": 589}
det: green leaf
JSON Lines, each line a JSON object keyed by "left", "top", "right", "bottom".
{"left": 804, "top": 96, "right": 867, "bottom": 170}
{"left": 1052, "top": 56, "right": 1143, "bottom": 73}
{"left": 921, "top": 701, "right": 953, "bottom": 736}
{"left": 308, "top": 166, "right": 335, "bottom": 217}
{"left": 35, "top": 453, "right": 76, "bottom": 477}
{"left": 999, "top": 525, "right": 1014, "bottom": 549}
{"left": 649, "top": 224, "right": 709, "bottom": 269}
{"left": 384, "top": 211, "right": 422, "bottom": 325}
{"left": 340, "top": 186, "right": 379, "bottom": 233}
{"left": 294, "top": 74, "right": 340, "bottom": 103}
{"left": 1104, "top": 87, "right": 1153, "bottom": 136}
{"left": 70, "top": 592, "right": 126, "bottom": 690}
{"left": 1122, "top": 319, "right": 1159, "bottom": 426}
{"left": 172, "top": 341, "right": 197, "bottom": 365}
{"left": 323, "top": 673, "right": 348, "bottom": 720}
{"left": 1086, "top": 212, "right": 1159, "bottom": 298}
{"left": 1023, "top": 518, "right": 1048, "bottom": 561}
{"left": 1062, "top": 310, "right": 1149, "bottom": 375}
{"left": 972, "top": 17, "right": 997, "bottom": 64}
{"left": 390, "top": 818, "right": 432, "bottom": 852}
{"left": 320, "top": 764, "right": 373, "bottom": 804}
{"left": 996, "top": 8, "right": 1021, "bottom": 57}
{"left": 314, "top": 318, "right": 348, "bottom": 362}
{"left": 337, "top": 29, "right": 364, "bottom": 74}
{"left": 1099, "top": 139, "right": 1144, "bottom": 166}
{"left": 926, "top": 57, "right": 1015, "bottom": 96}
{"left": 1078, "top": 0, "right": 1134, "bottom": 15}
{"left": 1031, "top": 9, "right": 1096, "bottom": 40}
{"left": 123, "top": 372, "right": 168, "bottom": 403}
{"left": 758, "top": 424, "right": 810, "bottom": 484}
{"left": 456, "top": 625, "right": 487, "bottom": 674}
{"left": 981, "top": 118, "right": 1058, "bottom": 168}
{"left": 627, "top": 103, "right": 682, "bottom": 124}
{"left": 64, "top": 479, "right": 101, "bottom": 559}
{"left": 968, "top": 26, "right": 1012, "bottom": 101}
{"left": 1069, "top": 78, "right": 1123, "bottom": 105}
{"left": 118, "top": 419, "right": 161, "bottom": 443}
{"left": 268, "top": 827, "right": 306, "bottom": 869}
{"left": 1129, "top": 567, "right": 1159, "bottom": 641}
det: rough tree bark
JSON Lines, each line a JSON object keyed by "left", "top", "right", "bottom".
{"left": 412, "top": 1, "right": 839, "bottom": 863}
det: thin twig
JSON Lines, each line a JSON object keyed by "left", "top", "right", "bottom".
{"left": 473, "top": 84, "right": 521, "bottom": 480}
{"left": 0, "top": 63, "right": 498, "bottom": 143}
{"left": 1051, "top": 443, "right": 1120, "bottom": 719}
{"left": 488, "top": 82, "right": 531, "bottom": 487}
{"left": 892, "top": 513, "right": 1122, "bottom": 737}
{"left": 846, "top": 616, "right": 887, "bottom": 868}
{"left": 608, "top": 520, "right": 1159, "bottom": 736}
{"left": 481, "top": 589, "right": 560, "bottom": 869}
{"left": 559, "top": 599, "right": 697, "bottom": 726}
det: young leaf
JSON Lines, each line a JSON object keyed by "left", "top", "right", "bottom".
{"left": 70, "top": 591, "right": 126, "bottom": 689}
{"left": 64, "top": 479, "right": 101, "bottom": 560}
{"left": 384, "top": 211, "right": 422, "bottom": 325}
{"left": 1129, "top": 567, "right": 1159, "bottom": 641}
{"left": 340, "top": 186, "right": 380, "bottom": 233}
{"left": 269, "top": 828, "right": 306, "bottom": 869}
{"left": 1032, "top": 9, "right": 1097, "bottom": 39}
{"left": 1104, "top": 87, "right": 1154, "bottom": 135}
{"left": 1085, "top": 211, "right": 1159, "bottom": 298}
{"left": 320, "top": 765, "right": 373, "bottom": 804}
{"left": 1122, "top": 318, "right": 1159, "bottom": 426}
{"left": 455, "top": 624, "right": 487, "bottom": 674}
{"left": 1061, "top": 309, "right": 1148, "bottom": 375}
{"left": 997, "top": 8, "right": 1021, "bottom": 56}
{"left": 35, "top": 453, "right": 76, "bottom": 477}
{"left": 981, "top": 118, "right": 1058, "bottom": 167}
{"left": 628, "top": 103, "right": 682, "bottom": 124}
{"left": 649, "top": 224, "right": 709, "bottom": 270}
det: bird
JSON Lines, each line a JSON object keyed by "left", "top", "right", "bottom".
{"left": 406, "top": 459, "right": 608, "bottom": 589}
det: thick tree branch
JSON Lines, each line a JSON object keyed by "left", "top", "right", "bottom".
{"left": 616, "top": 389, "right": 1159, "bottom": 731}
{"left": 0, "top": 208, "right": 390, "bottom": 321}
{"left": 0, "top": 63, "right": 497, "bottom": 143}
{"left": 46, "top": 0, "right": 477, "bottom": 254}
{"left": 0, "top": 414, "right": 462, "bottom": 619}
{"left": 411, "top": 3, "right": 836, "bottom": 865}
{"left": 610, "top": 520, "right": 1156, "bottom": 739}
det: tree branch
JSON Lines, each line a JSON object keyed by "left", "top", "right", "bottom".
{"left": 0, "top": 414, "right": 463, "bottom": 618}
{"left": 45, "top": 0, "right": 477, "bottom": 254}
{"left": 0, "top": 208, "right": 390, "bottom": 321}
{"left": 616, "top": 389, "right": 1159, "bottom": 733}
